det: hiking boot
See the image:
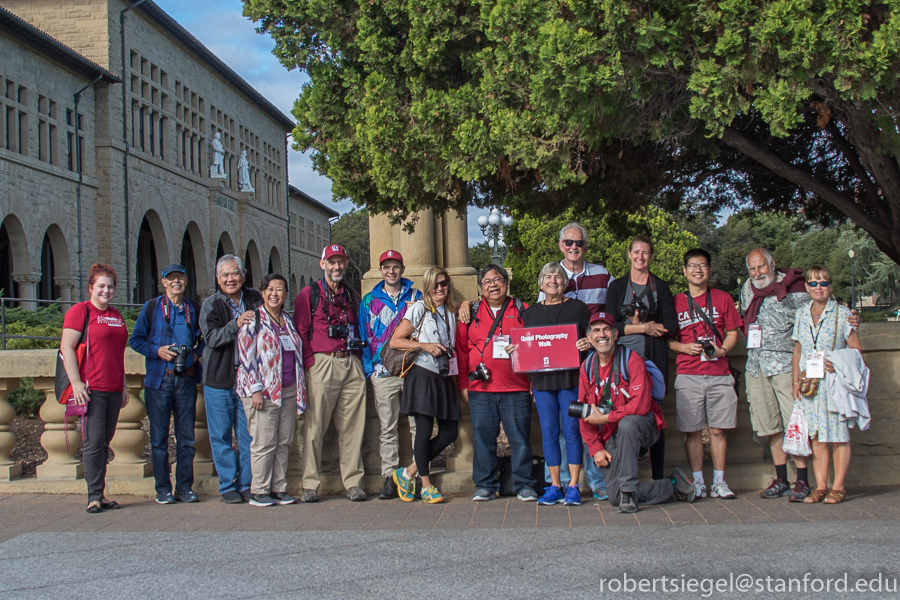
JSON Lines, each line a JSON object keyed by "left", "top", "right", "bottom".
{"left": 670, "top": 467, "right": 696, "bottom": 503}
{"left": 760, "top": 478, "right": 791, "bottom": 499}
{"left": 379, "top": 476, "right": 398, "bottom": 500}
{"left": 618, "top": 491, "right": 638, "bottom": 513}
{"left": 299, "top": 489, "right": 318, "bottom": 503}
{"left": 787, "top": 481, "right": 811, "bottom": 503}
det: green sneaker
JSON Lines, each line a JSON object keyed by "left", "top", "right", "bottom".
{"left": 393, "top": 468, "right": 415, "bottom": 502}
{"left": 421, "top": 486, "right": 444, "bottom": 504}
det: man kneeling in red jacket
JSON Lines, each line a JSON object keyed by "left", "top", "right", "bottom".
{"left": 578, "top": 313, "right": 696, "bottom": 513}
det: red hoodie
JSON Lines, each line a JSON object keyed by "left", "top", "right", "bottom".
{"left": 456, "top": 299, "right": 530, "bottom": 393}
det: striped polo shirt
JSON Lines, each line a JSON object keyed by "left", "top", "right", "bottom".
{"left": 538, "top": 261, "right": 613, "bottom": 316}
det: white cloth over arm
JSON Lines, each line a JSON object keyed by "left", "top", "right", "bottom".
{"left": 825, "top": 348, "right": 871, "bottom": 430}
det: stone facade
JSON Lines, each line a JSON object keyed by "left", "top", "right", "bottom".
{"left": 288, "top": 185, "right": 338, "bottom": 296}
{"left": 0, "top": 0, "right": 328, "bottom": 304}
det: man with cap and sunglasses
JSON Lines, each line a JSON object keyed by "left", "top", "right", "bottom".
{"left": 294, "top": 244, "right": 368, "bottom": 503}
{"left": 130, "top": 264, "right": 205, "bottom": 504}
{"left": 359, "top": 250, "right": 423, "bottom": 499}
{"left": 578, "top": 312, "right": 696, "bottom": 513}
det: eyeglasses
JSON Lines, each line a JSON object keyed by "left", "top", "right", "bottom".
{"left": 380, "top": 265, "right": 401, "bottom": 271}
{"left": 686, "top": 263, "right": 710, "bottom": 271}
{"left": 165, "top": 274, "right": 186, "bottom": 281}
{"left": 807, "top": 281, "right": 832, "bottom": 287}
{"left": 435, "top": 280, "right": 450, "bottom": 289}
{"left": 480, "top": 276, "right": 505, "bottom": 286}
{"left": 562, "top": 239, "right": 586, "bottom": 248}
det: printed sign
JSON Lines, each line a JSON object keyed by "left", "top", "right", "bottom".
{"left": 510, "top": 324, "right": 581, "bottom": 373}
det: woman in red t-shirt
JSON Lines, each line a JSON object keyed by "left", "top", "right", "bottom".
{"left": 61, "top": 263, "right": 128, "bottom": 513}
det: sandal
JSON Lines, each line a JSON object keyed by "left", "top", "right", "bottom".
{"left": 803, "top": 489, "right": 828, "bottom": 504}
{"left": 824, "top": 489, "right": 847, "bottom": 504}
{"left": 86, "top": 502, "right": 102, "bottom": 514}
{"left": 100, "top": 499, "right": 122, "bottom": 510}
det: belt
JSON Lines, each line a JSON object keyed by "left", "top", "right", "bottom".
{"left": 165, "top": 367, "right": 195, "bottom": 376}
{"left": 322, "top": 350, "right": 351, "bottom": 358}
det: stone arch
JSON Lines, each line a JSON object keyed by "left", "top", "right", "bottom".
{"left": 244, "top": 239, "right": 261, "bottom": 289}
{"left": 216, "top": 231, "right": 235, "bottom": 261}
{"left": 0, "top": 214, "right": 30, "bottom": 301}
{"left": 181, "top": 221, "right": 209, "bottom": 302}
{"left": 268, "top": 246, "right": 282, "bottom": 276}
{"left": 135, "top": 209, "right": 171, "bottom": 303}
{"left": 39, "top": 224, "right": 72, "bottom": 301}
{"left": 291, "top": 274, "right": 297, "bottom": 297}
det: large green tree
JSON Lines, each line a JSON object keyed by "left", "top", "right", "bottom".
{"left": 246, "top": 0, "right": 900, "bottom": 262}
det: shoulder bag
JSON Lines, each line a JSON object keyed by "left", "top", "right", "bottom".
{"left": 380, "top": 308, "right": 427, "bottom": 378}
{"left": 55, "top": 302, "right": 91, "bottom": 404}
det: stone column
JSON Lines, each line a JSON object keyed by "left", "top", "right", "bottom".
{"left": 54, "top": 278, "right": 76, "bottom": 314}
{"left": 444, "top": 402, "right": 473, "bottom": 477}
{"left": 192, "top": 384, "right": 216, "bottom": 476}
{"left": 33, "top": 376, "right": 83, "bottom": 479}
{"left": 400, "top": 208, "right": 436, "bottom": 279}
{"left": 361, "top": 213, "right": 394, "bottom": 295}
{"left": 106, "top": 375, "right": 152, "bottom": 477}
{"left": 12, "top": 274, "right": 41, "bottom": 310}
{"left": 0, "top": 379, "right": 22, "bottom": 480}
{"left": 442, "top": 209, "right": 479, "bottom": 301}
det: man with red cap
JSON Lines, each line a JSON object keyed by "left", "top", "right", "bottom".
{"left": 358, "top": 250, "right": 422, "bottom": 499}
{"left": 578, "top": 312, "right": 696, "bottom": 513}
{"left": 293, "top": 244, "right": 367, "bottom": 503}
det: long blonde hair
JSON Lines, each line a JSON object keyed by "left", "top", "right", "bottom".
{"left": 422, "top": 266, "right": 458, "bottom": 313}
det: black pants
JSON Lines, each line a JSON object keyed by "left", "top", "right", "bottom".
{"left": 83, "top": 390, "right": 122, "bottom": 503}
{"left": 649, "top": 433, "right": 665, "bottom": 480}
{"left": 411, "top": 413, "right": 458, "bottom": 477}
{"left": 601, "top": 413, "right": 673, "bottom": 507}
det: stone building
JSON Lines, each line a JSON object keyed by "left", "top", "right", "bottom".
{"left": 0, "top": 0, "right": 332, "bottom": 305}
{"left": 289, "top": 184, "right": 338, "bottom": 294}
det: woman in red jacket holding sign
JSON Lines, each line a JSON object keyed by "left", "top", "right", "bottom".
{"left": 60, "top": 264, "right": 128, "bottom": 513}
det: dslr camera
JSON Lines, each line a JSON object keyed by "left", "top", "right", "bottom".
{"left": 328, "top": 323, "right": 350, "bottom": 339}
{"left": 347, "top": 338, "right": 369, "bottom": 350}
{"left": 568, "top": 401, "right": 614, "bottom": 419}
{"left": 167, "top": 344, "right": 191, "bottom": 376}
{"left": 435, "top": 348, "right": 453, "bottom": 377}
{"left": 621, "top": 299, "right": 644, "bottom": 316}
{"left": 700, "top": 339, "right": 717, "bottom": 358}
{"left": 468, "top": 362, "right": 491, "bottom": 383}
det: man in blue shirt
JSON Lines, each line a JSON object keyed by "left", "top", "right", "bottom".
{"left": 130, "top": 263, "right": 204, "bottom": 504}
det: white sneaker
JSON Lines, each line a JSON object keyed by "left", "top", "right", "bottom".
{"left": 693, "top": 482, "right": 707, "bottom": 498}
{"left": 710, "top": 480, "right": 736, "bottom": 499}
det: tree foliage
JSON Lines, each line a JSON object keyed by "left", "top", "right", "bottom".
{"left": 329, "top": 209, "right": 370, "bottom": 293}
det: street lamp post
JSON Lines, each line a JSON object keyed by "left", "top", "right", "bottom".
{"left": 849, "top": 249, "right": 856, "bottom": 311}
{"left": 477, "top": 208, "right": 514, "bottom": 266}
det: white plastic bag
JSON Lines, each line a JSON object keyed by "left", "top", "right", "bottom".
{"left": 782, "top": 400, "right": 812, "bottom": 457}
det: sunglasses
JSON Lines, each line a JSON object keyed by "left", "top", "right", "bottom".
{"left": 562, "top": 239, "right": 586, "bottom": 248}
{"left": 435, "top": 280, "right": 450, "bottom": 289}
{"left": 807, "top": 281, "right": 832, "bottom": 287}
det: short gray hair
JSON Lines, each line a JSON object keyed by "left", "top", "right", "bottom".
{"left": 216, "top": 254, "right": 245, "bottom": 278}
{"left": 559, "top": 222, "right": 589, "bottom": 246}
{"left": 746, "top": 248, "right": 774, "bottom": 270}
{"left": 537, "top": 262, "right": 569, "bottom": 290}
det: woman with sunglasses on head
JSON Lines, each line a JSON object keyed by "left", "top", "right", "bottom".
{"left": 390, "top": 267, "right": 460, "bottom": 503}
{"left": 790, "top": 265, "right": 861, "bottom": 504}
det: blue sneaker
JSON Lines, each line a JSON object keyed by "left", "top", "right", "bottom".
{"left": 155, "top": 492, "right": 175, "bottom": 505}
{"left": 537, "top": 485, "right": 566, "bottom": 505}
{"left": 392, "top": 468, "right": 415, "bottom": 502}
{"left": 593, "top": 487, "right": 609, "bottom": 501}
{"left": 564, "top": 486, "right": 582, "bottom": 506}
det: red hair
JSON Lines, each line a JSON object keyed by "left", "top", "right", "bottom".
{"left": 88, "top": 263, "right": 118, "bottom": 290}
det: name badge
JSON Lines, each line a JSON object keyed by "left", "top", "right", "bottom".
{"left": 747, "top": 323, "right": 762, "bottom": 349}
{"left": 280, "top": 335, "right": 296, "bottom": 352}
{"left": 493, "top": 335, "right": 511, "bottom": 360}
{"left": 806, "top": 351, "right": 825, "bottom": 379}
{"left": 448, "top": 356, "right": 459, "bottom": 376}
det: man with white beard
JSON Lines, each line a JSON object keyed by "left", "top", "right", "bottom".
{"left": 740, "top": 248, "right": 858, "bottom": 501}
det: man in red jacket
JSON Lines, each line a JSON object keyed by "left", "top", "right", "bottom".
{"left": 579, "top": 312, "right": 696, "bottom": 513}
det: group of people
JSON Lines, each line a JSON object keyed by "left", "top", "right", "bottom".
{"left": 57, "top": 221, "right": 866, "bottom": 514}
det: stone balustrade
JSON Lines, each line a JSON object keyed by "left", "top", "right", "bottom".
{"left": 1, "top": 324, "right": 899, "bottom": 495}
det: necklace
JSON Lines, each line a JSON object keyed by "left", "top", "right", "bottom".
{"left": 265, "top": 307, "right": 283, "bottom": 327}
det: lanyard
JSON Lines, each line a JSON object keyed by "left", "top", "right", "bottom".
{"left": 687, "top": 291, "right": 714, "bottom": 341}
{"left": 593, "top": 347, "right": 622, "bottom": 407}
{"left": 809, "top": 303, "right": 838, "bottom": 351}
{"left": 320, "top": 279, "right": 350, "bottom": 325}
{"left": 161, "top": 296, "right": 191, "bottom": 343}
{"left": 476, "top": 298, "right": 510, "bottom": 359}
{"left": 430, "top": 305, "right": 453, "bottom": 349}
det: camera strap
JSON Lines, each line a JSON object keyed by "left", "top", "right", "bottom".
{"left": 592, "top": 346, "right": 622, "bottom": 407}
{"left": 476, "top": 297, "right": 511, "bottom": 359}
{"left": 628, "top": 276, "right": 656, "bottom": 314}
{"left": 429, "top": 306, "right": 454, "bottom": 350}
{"left": 687, "top": 290, "right": 723, "bottom": 344}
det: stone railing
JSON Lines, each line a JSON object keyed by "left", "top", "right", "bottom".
{"left": 1, "top": 324, "right": 899, "bottom": 494}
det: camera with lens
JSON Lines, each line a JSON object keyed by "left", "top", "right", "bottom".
{"left": 567, "top": 401, "right": 613, "bottom": 419}
{"left": 435, "top": 348, "right": 453, "bottom": 377}
{"left": 621, "top": 299, "right": 644, "bottom": 316}
{"left": 168, "top": 344, "right": 191, "bottom": 376}
{"left": 328, "top": 323, "right": 350, "bottom": 339}
{"left": 468, "top": 362, "right": 491, "bottom": 383}
{"left": 700, "top": 339, "right": 717, "bottom": 358}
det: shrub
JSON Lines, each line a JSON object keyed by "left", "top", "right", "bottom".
{"left": 9, "top": 377, "right": 44, "bottom": 417}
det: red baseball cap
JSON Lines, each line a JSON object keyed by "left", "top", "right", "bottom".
{"left": 321, "top": 244, "right": 348, "bottom": 260}
{"left": 379, "top": 250, "right": 404, "bottom": 265}
{"left": 589, "top": 312, "right": 615, "bottom": 328}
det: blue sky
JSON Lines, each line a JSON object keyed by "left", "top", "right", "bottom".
{"left": 153, "top": 0, "right": 490, "bottom": 245}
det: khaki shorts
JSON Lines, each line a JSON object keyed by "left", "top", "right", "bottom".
{"left": 674, "top": 374, "right": 738, "bottom": 432}
{"left": 745, "top": 368, "right": 794, "bottom": 436}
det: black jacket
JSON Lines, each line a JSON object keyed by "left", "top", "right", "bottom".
{"left": 199, "top": 286, "right": 263, "bottom": 389}
{"left": 605, "top": 274, "right": 678, "bottom": 394}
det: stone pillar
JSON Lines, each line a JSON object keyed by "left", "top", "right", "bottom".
{"left": 361, "top": 213, "right": 394, "bottom": 295}
{"left": 54, "top": 278, "right": 77, "bottom": 314}
{"left": 442, "top": 209, "right": 479, "bottom": 301}
{"left": 400, "top": 208, "right": 436, "bottom": 279}
{"left": 106, "top": 375, "right": 152, "bottom": 477}
{"left": 0, "top": 379, "right": 22, "bottom": 480}
{"left": 33, "top": 376, "right": 83, "bottom": 479}
{"left": 193, "top": 384, "right": 216, "bottom": 476}
{"left": 445, "top": 402, "right": 473, "bottom": 477}
{"left": 12, "top": 274, "right": 41, "bottom": 310}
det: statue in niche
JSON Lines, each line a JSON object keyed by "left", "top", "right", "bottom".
{"left": 238, "top": 150, "right": 254, "bottom": 192}
{"left": 209, "top": 132, "right": 226, "bottom": 178}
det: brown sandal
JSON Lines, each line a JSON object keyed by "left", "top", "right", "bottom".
{"left": 803, "top": 489, "right": 828, "bottom": 504}
{"left": 824, "top": 489, "right": 847, "bottom": 504}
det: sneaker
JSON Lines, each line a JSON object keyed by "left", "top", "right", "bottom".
{"left": 393, "top": 469, "right": 415, "bottom": 502}
{"left": 618, "top": 491, "right": 638, "bottom": 513}
{"left": 516, "top": 486, "right": 538, "bottom": 502}
{"left": 299, "top": 489, "right": 318, "bottom": 503}
{"left": 421, "top": 486, "right": 445, "bottom": 504}
{"left": 249, "top": 493, "right": 276, "bottom": 507}
{"left": 670, "top": 467, "right": 696, "bottom": 503}
{"left": 270, "top": 492, "right": 297, "bottom": 505}
{"left": 473, "top": 488, "right": 497, "bottom": 502}
{"left": 538, "top": 486, "right": 566, "bottom": 505}
{"left": 760, "top": 478, "right": 791, "bottom": 499}
{"left": 694, "top": 482, "right": 707, "bottom": 499}
{"left": 564, "top": 486, "right": 582, "bottom": 506}
{"left": 174, "top": 490, "right": 199, "bottom": 503}
{"left": 240, "top": 489, "right": 252, "bottom": 503}
{"left": 346, "top": 486, "right": 367, "bottom": 502}
{"left": 221, "top": 490, "right": 243, "bottom": 504}
{"left": 155, "top": 491, "right": 176, "bottom": 505}
{"left": 787, "top": 481, "right": 811, "bottom": 502}
{"left": 592, "top": 487, "right": 609, "bottom": 501}
{"left": 710, "top": 480, "right": 736, "bottom": 499}
{"left": 379, "top": 476, "right": 398, "bottom": 500}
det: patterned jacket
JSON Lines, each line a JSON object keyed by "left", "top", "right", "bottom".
{"left": 236, "top": 307, "right": 307, "bottom": 413}
{"left": 358, "top": 278, "right": 422, "bottom": 377}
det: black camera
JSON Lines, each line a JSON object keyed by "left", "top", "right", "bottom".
{"left": 347, "top": 338, "right": 369, "bottom": 350}
{"left": 435, "top": 348, "right": 453, "bottom": 377}
{"left": 328, "top": 323, "right": 350, "bottom": 339}
{"left": 700, "top": 339, "right": 716, "bottom": 358}
{"left": 568, "top": 401, "right": 613, "bottom": 419}
{"left": 168, "top": 344, "right": 191, "bottom": 376}
{"left": 622, "top": 299, "right": 644, "bottom": 316}
{"left": 468, "top": 362, "right": 491, "bottom": 383}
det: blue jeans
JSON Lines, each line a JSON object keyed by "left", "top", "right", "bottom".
{"left": 203, "top": 385, "right": 252, "bottom": 495}
{"left": 469, "top": 390, "right": 535, "bottom": 493}
{"left": 533, "top": 388, "right": 582, "bottom": 467}
{"left": 545, "top": 408, "right": 607, "bottom": 491}
{"left": 145, "top": 374, "right": 197, "bottom": 494}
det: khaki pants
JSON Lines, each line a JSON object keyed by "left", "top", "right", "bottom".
{"left": 302, "top": 354, "right": 366, "bottom": 491}
{"left": 240, "top": 384, "right": 297, "bottom": 495}
{"left": 746, "top": 368, "right": 794, "bottom": 436}
{"left": 370, "top": 374, "right": 417, "bottom": 477}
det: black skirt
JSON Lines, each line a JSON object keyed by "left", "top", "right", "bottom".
{"left": 400, "top": 365, "right": 461, "bottom": 421}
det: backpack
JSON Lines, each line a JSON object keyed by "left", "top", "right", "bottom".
{"left": 582, "top": 346, "right": 666, "bottom": 402}
{"left": 307, "top": 280, "right": 360, "bottom": 340}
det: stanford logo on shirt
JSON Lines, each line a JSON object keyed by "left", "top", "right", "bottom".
{"left": 97, "top": 315, "right": 124, "bottom": 327}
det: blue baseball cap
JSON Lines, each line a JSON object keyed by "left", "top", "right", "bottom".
{"left": 161, "top": 263, "right": 186, "bottom": 278}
